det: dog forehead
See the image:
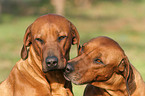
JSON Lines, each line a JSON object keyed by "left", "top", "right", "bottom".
{"left": 82, "top": 37, "right": 125, "bottom": 61}
{"left": 32, "top": 14, "right": 70, "bottom": 29}
{"left": 30, "top": 15, "right": 71, "bottom": 36}
{"left": 82, "top": 40, "right": 100, "bottom": 53}
{"left": 85, "top": 37, "right": 123, "bottom": 51}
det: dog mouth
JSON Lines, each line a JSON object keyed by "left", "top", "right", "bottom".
{"left": 63, "top": 72, "right": 83, "bottom": 85}
{"left": 42, "top": 64, "right": 67, "bottom": 73}
{"left": 63, "top": 73, "right": 71, "bottom": 81}
{"left": 43, "top": 67, "right": 58, "bottom": 73}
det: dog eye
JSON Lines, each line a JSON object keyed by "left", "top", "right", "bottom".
{"left": 58, "top": 36, "right": 67, "bottom": 41}
{"left": 94, "top": 58, "right": 103, "bottom": 64}
{"left": 35, "top": 38, "right": 44, "bottom": 43}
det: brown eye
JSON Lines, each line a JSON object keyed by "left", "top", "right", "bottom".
{"left": 58, "top": 36, "right": 67, "bottom": 41}
{"left": 35, "top": 38, "right": 44, "bottom": 44}
{"left": 94, "top": 58, "right": 103, "bottom": 64}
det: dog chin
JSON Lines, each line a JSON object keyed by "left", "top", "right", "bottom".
{"left": 63, "top": 73, "right": 83, "bottom": 84}
{"left": 71, "top": 80, "right": 82, "bottom": 85}
{"left": 70, "top": 77, "right": 82, "bottom": 85}
{"left": 64, "top": 76, "right": 83, "bottom": 85}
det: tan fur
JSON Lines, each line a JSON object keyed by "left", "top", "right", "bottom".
{"left": 64, "top": 36, "right": 145, "bottom": 96}
{"left": 0, "top": 14, "right": 80, "bottom": 96}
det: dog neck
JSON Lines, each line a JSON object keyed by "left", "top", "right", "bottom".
{"left": 27, "top": 46, "right": 45, "bottom": 76}
{"left": 22, "top": 46, "right": 70, "bottom": 95}
{"left": 12, "top": 46, "right": 49, "bottom": 86}
{"left": 91, "top": 65, "right": 136, "bottom": 96}
{"left": 18, "top": 46, "right": 47, "bottom": 82}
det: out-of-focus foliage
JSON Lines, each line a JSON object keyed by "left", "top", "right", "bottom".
{"left": 0, "top": 0, "right": 144, "bottom": 16}
{"left": 1, "top": 0, "right": 54, "bottom": 15}
{"left": 0, "top": 0, "right": 145, "bottom": 96}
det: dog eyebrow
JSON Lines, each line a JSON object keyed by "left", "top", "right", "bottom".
{"left": 82, "top": 48, "right": 104, "bottom": 62}
{"left": 83, "top": 48, "right": 99, "bottom": 56}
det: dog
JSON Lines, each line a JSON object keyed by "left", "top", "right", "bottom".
{"left": 0, "top": 14, "right": 80, "bottom": 96}
{"left": 64, "top": 36, "right": 145, "bottom": 96}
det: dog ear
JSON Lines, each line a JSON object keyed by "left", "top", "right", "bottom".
{"left": 78, "top": 45, "right": 82, "bottom": 56}
{"left": 116, "top": 56, "right": 130, "bottom": 80}
{"left": 70, "top": 22, "right": 80, "bottom": 55}
{"left": 116, "top": 56, "right": 131, "bottom": 95}
{"left": 21, "top": 25, "right": 32, "bottom": 60}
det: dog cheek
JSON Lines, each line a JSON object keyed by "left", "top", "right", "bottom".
{"left": 96, "top": 69, "right": 114, "bottom": 81}
{"left": 57, "top": 57, "right": 66, "bottom": 69}
{"left": 83, "top": 70, "right": 96, "bottom": 83}
{"left": 60, "top": 38, "right": 72, "bottom": 57}
{"left": 73, "top": 69, "right": 89, "bottom": 84}
{"left": 33, "top": 42, "right": 42, "bottom": 58}
{"left": 65, "top": 39, "right": 72, "bottom": 51}
{"left": 42, "top": 61, "right": 48, "bottom": 72}
{"left": 62, "top": 57, "right": 67, "bottom": 68}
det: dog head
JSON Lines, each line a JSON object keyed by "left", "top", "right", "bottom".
{"left": 64, "top": 36, "right": 130, "bottom": 85}
{"left": 21, "top": 14, "right": 80, "bottom": 73}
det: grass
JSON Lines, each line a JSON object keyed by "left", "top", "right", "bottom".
{"left": 0, "top": 1, "right": 145, "bottom": 96}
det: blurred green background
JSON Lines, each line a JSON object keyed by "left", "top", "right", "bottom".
{"left": 0, "top": 0, "right": 145, "bottom": 96}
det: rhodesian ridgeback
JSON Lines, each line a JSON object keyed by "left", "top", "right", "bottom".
{"left": 0, "top": 14, "right": 80, "bottom": 96}
{"left": 64, "top": 36, "right": 145, "bottom": 96}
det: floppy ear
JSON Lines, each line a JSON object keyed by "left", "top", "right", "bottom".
{"left": 78, "top": 45, "right": 82, "bottom": 56}
{"left": 116, "top": 56, "right": 130, "bottom": 81}
{"left": 21, "top": 25, "right": 32, "bottom": 60}
{"left": 115, "top": 55, "right": 131, "bottom": 95}
{"left": 70, "top": 22, "right": 80, "bottom": 55}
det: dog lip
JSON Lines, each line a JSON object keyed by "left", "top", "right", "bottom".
{"left": 42, "top": 67, "right": 56, "bottom": 73}
{"left": 63, "top": 73, "right": 71, "bottom": 81}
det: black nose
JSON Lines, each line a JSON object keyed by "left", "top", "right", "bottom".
{"left": 45, "top": 56, "right": 58, "bottom": 67}
{"left": 65, "top": 63, "right": 74, "bottom": 74}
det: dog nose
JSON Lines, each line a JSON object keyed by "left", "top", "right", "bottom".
{"left": 65, "top": 63, "right": 74, "bottom": 74}
{"left": 45, "top": 56, "right": 58, "bottom": 67}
